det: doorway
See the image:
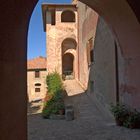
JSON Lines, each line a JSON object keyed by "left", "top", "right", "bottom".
{"left": 62, "top": 53, "right": 74, "bottom": 80}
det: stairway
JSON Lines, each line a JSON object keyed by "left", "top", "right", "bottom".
{"left": 64, "top": 80, "right": 85, "bottom": 97}
{"left": 64, "top": 80, "right": 85, "bottom": 118}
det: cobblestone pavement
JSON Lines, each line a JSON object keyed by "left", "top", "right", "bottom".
{"left": 28, "top": 80, "right": 140, "bottom": 140}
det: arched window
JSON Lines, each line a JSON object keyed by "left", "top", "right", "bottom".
{"left": 35, "top": 83, "right": 41, "bottom": 86}
{"left": 62, "top": 38, "right": 77, "bottom": 54}
{"left": 61, "top": 10, "right": 75, "bottom": 22}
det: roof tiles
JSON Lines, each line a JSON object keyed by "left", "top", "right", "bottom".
{"left": 27, "top": 56, "right": 47, "bottom": 70}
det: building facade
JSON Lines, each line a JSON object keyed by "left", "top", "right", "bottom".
{"left": 27, "top": 56, "right": 47, "bottom": 102}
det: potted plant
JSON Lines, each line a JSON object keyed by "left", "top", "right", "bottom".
{"left": 124, "top": 110, "right": 140, "bottom": 129}
{"left": 110, "top": 103, "right": 128, "bottom": 126}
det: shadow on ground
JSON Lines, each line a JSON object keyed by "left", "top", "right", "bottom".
{"left": 28, "top": 86, "right": 140, "bottom": 140}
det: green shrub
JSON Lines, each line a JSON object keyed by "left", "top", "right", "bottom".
{"left": 57, "top": 101, "right": 65, "bottom": 110}
{"left": 110, "top": 103, "right": 128, "bottom": 119}
{"left": 123, "top": 110, "right": 140, "bottom": 128}
{"left": 46, "top": 71, "right": 63, "bottom": 95}
{"left": 110, "top": 103, "right": 140, "bottom": 129}
{"left": 42, "top": 98, "right": 65, "bottom": 117}
{"left": 110, "top": 103, "right": 129, "bottom": 126}
{"left": 42, "top": 72, "right": 65, "bottom": 118}
{"left": 42, "top": 106, "right": 52, "bottom": 118}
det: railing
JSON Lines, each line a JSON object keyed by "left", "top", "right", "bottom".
{"left": 62, "top": 70, "right": 74, "bottom": 80}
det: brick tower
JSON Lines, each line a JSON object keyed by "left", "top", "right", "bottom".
{"left": 42, "top": 4, "right": 78, "bottom": 80}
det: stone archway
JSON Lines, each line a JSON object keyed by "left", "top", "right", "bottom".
{"left": 62, "top": 53, "right": 74, "bottom": 79}
{"left": 61, "top": 38, "right": 77, "bottom": 80}
{"left": 0, "top": 0, "right": 140, "bottom": 140}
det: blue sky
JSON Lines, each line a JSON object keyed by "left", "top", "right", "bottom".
{"left": 27, "top": 0, "right": 72, "bottom": 60}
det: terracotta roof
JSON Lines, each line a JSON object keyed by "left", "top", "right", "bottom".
{"left": 27, "top": 56, "right": 47, "bottom": 70}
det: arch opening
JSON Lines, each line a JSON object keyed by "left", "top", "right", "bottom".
{"left": 62, "top": 38, "right": 77, "bottom": 80}
{"left": 61, "top": 10, "right": 75, "bottom": 22}
{"left": 62, "top": 53, "right": 74, "bottom": 79}
{"left": 62, "top": 38, "right": 77, "bottom": 54}
{"left": 34, "top": 83, "right": 41, "bottom": 86}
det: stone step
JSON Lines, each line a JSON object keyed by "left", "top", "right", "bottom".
{"left": 64, "top": 80, "right": 85, "bottom": 97}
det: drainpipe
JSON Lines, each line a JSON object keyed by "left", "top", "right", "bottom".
{"left": 77, "top": 4, "right": 80, "bottom": 81}
{"left": 115, "top": 41, "right": 119, "bottom": 103}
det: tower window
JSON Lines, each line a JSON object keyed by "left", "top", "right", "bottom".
{"left": 61, "top": 10, "right": 75, "bottom": 22}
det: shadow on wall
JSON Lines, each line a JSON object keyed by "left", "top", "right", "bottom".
{"left": 62, "top": 84, "right": 113, "bottom": 121}
{"left": 85, "top": 17, "right": 124, "bottom": 118}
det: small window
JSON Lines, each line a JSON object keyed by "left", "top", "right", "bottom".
{"left": 90, "top": 49, "right": 94, "bottom": 63}
{"left": 87, "top": 38, "right": 94, "bottom": 65}
{"left": 35, "top": 88, "right": 40, "bottom": 93}
{"left": 35, "top": 71, "right": 40, "bottom": 78}
{"left": 61, "top": 10, "right": 75, "bottom": 22}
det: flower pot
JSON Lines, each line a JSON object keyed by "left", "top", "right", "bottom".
{"left": 42, "top": 115, "right": 50, "bottom": 119}
{"left": 130, "top": 121, "right": 140, "bottom": 129}
{"left": 129, "top": 123, "right": 137, "bottom": 129}
{"left": 59, "top": 109, "right": 65, "bottom": 115}
{"left": 136, "top": 121, "right": 140, "bottom": 128}
{"left": 115, "top": 118, "right": 124, "bottom": 126}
